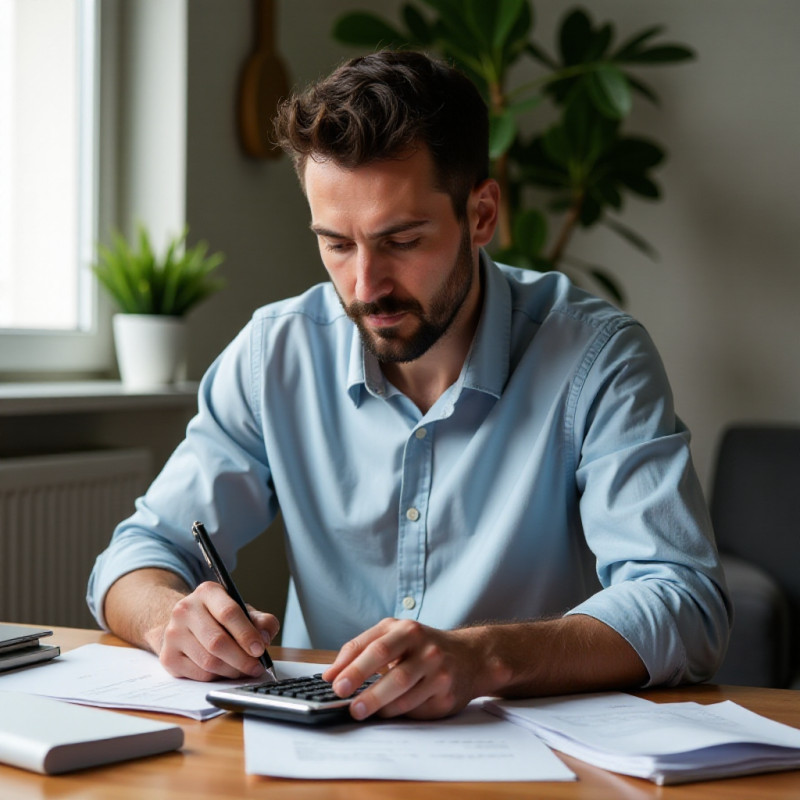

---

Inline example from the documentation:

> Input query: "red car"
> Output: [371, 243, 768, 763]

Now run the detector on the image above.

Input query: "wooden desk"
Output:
[2, 625, 800, 799]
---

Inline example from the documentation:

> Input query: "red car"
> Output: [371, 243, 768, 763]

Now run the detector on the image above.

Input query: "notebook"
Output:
[0, 691, 184, 774]
[0, 624, 60, 673]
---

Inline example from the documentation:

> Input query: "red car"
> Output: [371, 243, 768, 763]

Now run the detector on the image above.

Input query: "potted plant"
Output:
[332, 1, 694, 304]
[92, 225, 225, 388]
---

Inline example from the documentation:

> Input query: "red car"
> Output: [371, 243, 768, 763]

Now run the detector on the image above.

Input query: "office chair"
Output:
[710, 424, 800, 688]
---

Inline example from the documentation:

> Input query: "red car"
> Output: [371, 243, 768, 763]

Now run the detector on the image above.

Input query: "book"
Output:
[0, 624, 53, 653]
[0, 691, 184, 774]
[0, 624, 60, 673]
[484, 691, 800, 785]
[0, 645, 60, 673]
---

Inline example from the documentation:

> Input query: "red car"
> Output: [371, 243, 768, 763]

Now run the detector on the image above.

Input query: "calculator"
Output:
[206, 673, 380, 725]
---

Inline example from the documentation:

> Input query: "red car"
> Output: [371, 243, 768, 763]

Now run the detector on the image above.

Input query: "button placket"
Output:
[395, 424, 433, 619]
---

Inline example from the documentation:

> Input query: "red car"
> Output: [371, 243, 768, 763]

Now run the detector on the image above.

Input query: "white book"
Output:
[0, 691, 184, 774]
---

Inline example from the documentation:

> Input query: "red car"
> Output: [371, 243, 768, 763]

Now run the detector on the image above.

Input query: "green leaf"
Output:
[512, 208, 548, 258]
[559, 9, 593, 65]
[585, 22, 614, 61]
[622, 44, 695, 64]
[585, 64, 632, 119]
[489, 110, 517, 159]
[625, 73, 660, 105]
[618, 173, 661, 199]
[589, 268, 625, 305]
[525, 40, 558, 70]
[491, 0, 528, 54]
[602, 216, 659, 260]
[332, 12, 407, 47]
[505, 93, 543, 116]
[402, 3, 434, 44]
[421, 0, 485, 55]
[91, 225, 225, 316]
[612, 25, 664, 61]
[604, 137, 664, 171]
[542, 125, 571, 167]
[561, 255, 626, 305]
[591, 179, 622, 210]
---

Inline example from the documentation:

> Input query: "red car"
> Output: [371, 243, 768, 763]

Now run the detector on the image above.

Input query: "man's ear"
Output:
[469, 179, 500, 248]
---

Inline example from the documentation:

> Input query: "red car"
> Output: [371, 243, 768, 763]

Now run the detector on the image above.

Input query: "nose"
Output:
[354, 248, 391, 304]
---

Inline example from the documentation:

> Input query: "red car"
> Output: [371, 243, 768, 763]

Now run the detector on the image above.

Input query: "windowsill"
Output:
[0, 380, 199, 416]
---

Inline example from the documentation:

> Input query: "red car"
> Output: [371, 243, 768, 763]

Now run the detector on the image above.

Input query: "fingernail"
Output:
[351, 701, 367, 720]
[335, 678, 353, 696]
[249, 642, 263, 656]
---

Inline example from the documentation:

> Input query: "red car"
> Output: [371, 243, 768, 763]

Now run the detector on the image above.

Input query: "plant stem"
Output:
[489, 80, 513, 250]
[547, 193, 584, 267]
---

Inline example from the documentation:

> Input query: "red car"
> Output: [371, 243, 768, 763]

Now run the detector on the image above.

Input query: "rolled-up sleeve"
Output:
[567, 321, 731, 686]
[86, 318, 277, 629]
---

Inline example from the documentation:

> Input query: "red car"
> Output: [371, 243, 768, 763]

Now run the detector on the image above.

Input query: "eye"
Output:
[323, 240, 352, 253]
[388, 238, 421, 251]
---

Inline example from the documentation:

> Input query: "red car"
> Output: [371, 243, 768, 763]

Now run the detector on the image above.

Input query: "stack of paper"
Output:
[0, 643, 333, 721]
[484, 691, 800, 784]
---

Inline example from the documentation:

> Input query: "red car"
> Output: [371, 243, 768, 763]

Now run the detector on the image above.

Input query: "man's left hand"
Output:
[321, 618, 493, 720]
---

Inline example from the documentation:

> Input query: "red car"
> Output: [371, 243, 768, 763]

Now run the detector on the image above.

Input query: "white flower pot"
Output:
[113, 314, 188, 389]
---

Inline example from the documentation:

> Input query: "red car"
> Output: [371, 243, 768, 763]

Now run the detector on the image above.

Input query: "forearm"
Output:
[104, 568, 192, 655]
[469, 613, 649, 699]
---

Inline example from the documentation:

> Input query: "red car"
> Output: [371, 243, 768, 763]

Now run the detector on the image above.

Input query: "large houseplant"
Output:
[92, 225, 225, 388]
[332, 1, 694, 303]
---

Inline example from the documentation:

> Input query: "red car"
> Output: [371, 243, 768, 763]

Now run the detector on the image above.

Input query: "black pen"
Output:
[191, 520, 278, 683]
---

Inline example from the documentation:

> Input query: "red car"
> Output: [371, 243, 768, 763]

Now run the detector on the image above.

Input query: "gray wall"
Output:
[181, 0, 800, 490]
[135, 1, 799, 618]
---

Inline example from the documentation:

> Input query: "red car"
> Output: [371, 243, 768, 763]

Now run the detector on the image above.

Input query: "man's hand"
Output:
[321, 618, 500, 721]
[104, 568, 280, 681]
[158, 581, 280, 680]
[321, 614, 649, 722]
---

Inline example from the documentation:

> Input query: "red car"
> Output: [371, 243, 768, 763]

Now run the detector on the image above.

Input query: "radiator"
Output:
[0, 448, 151, 628]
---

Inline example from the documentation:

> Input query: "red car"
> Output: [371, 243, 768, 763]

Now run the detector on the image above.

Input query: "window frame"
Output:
[0, 0, 116, 375]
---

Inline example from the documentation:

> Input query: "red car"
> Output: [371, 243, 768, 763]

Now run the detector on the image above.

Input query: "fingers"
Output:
[159, 581, 280, 681]
[248, 606, 281, 645]
[323, 619, 470, 721]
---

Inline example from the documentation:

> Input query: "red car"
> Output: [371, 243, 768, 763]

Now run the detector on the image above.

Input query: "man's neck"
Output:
[381, 272, 484, 415]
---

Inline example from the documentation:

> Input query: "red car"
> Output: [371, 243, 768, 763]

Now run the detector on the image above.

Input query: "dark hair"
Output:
[273, 50, 489, 218]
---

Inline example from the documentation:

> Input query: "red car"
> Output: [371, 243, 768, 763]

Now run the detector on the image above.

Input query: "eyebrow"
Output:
[309, 220, 431, 240]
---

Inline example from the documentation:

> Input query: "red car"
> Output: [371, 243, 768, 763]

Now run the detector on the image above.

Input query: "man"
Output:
[88, 51, 730, 721]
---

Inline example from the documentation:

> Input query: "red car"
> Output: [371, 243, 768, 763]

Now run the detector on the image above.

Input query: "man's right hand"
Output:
[104, 568, 280, 681]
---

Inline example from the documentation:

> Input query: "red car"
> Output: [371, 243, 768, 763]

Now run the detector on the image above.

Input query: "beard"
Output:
[339, 226, 475, 364]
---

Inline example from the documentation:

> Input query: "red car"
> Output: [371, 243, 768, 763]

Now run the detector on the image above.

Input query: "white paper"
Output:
[243, 701, 575, 781]
[0, 643, 327, 721]
[485, 692, 800, 784]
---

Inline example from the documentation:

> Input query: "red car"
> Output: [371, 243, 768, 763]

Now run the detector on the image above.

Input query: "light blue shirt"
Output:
[87, 257, 730, 686]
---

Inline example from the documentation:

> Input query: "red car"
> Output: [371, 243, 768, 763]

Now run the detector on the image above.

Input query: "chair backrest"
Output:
[710, 424, 800, 674]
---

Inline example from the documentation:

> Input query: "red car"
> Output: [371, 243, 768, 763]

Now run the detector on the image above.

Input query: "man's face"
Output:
[305, 148, 479, 364]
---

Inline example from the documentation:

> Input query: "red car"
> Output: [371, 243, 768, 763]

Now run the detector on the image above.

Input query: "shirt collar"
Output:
[346, 251, 512, 406]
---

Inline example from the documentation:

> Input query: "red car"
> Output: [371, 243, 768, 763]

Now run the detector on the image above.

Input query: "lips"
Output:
[365, 311, 407, 328]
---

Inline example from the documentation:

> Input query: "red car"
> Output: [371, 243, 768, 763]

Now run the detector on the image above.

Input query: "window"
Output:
[0, 0, 112, 373]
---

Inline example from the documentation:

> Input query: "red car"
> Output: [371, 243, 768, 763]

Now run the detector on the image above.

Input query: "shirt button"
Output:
[406, 507, 420, 522]
[402, 596, 416, 610]
[415, 427, 427, 439]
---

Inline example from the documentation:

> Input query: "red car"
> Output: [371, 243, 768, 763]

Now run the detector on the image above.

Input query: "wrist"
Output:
[456, 625, 515, 698]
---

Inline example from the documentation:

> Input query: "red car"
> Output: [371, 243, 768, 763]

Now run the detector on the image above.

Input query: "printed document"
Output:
[0, 643, 327, 720]
[243, 703, 576, 781]
[485, 691, 800, 784]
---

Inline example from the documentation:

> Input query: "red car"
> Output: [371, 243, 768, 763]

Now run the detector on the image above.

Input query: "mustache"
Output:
[345, 295, 423, 318]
